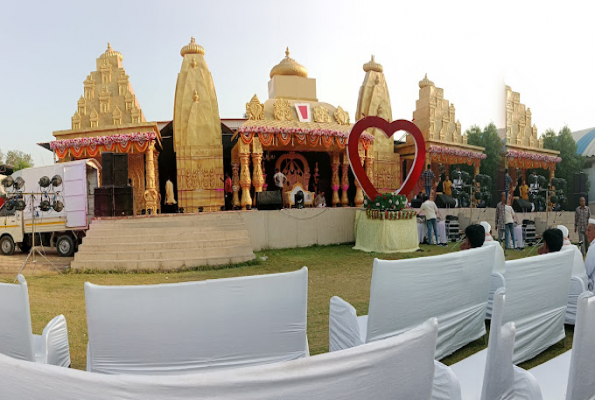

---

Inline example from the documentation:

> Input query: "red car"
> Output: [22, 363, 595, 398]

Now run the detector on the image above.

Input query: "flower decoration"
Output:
[364, 193, 416, 220]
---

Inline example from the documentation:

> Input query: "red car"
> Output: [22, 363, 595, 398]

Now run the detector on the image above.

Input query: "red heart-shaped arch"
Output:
[348, 117, 426, 199]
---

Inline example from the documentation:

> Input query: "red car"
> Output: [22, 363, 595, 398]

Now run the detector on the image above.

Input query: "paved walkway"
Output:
[0, 249, 72, 276]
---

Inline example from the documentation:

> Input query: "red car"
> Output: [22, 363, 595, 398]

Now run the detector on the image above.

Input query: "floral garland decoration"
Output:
[505, 150, 561, 164]
[427, 145, 487, 160]
[363, 193, 417, 220]
[50, 132, 156, 158]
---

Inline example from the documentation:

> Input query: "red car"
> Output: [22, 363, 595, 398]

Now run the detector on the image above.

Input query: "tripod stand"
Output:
[14, 193, 64, 281]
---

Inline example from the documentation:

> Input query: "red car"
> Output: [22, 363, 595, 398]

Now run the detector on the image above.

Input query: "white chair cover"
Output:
[85, 267, 309, 375]
[530, 292, 595, 400]
[365, 246, 495, 358]
[0, 275, 70, 367]
[451, 288, 542, 400]
[0, 319, 440, 400]
[562, 244, 589, 324]
[417, 221, 448, 244]
[483, 241, 505, 319]
[514, 225, 524, 248]
[502, 251, 574, 364]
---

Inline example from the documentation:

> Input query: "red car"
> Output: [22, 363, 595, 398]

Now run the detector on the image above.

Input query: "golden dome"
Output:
[419, 73, 435, 88]
[270, 47, 308, 79]
[181, 37, 205, 57]
[363, 55, 383, 73]
[100, 43, 123, 61]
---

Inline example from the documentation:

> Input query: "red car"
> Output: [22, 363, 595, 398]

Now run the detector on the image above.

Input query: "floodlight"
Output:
[14, 177, 25, 190]
[39, 200, 51, 212]
[15, 199, 26, 211]
[39, 176, 50, 188]
[52, 200, 64, 212]
[1, 176, 13, 188]
[51, 175, 62, 187]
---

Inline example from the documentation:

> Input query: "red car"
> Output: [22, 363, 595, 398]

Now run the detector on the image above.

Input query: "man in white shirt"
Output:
[273, 168, 286, 192]
[584, 219, 595, 291]
[419, 195, 441, 245]
[504, 197, 517, 249]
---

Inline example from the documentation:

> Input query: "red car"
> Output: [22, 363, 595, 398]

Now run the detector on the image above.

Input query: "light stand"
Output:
[13, 192, 65, 281]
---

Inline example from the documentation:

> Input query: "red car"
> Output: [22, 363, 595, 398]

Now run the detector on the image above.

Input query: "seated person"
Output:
[557, 225, 572, 246]
[314, 191, 326, 208]
[538, 228, 564, 254]
[460, 224, 485, 250]
[480, 221, 494, 242]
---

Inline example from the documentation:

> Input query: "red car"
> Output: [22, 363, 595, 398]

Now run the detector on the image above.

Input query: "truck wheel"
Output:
[0, 236, 15, 256]
[56, 235, 75, 257]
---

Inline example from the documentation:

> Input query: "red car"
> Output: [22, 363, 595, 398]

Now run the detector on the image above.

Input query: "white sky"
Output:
[1, 0, 594, 165]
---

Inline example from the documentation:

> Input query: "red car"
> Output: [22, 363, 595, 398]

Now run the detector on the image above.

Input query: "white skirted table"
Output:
[353, 210, 419, 253]
[417, 220, 448, 244]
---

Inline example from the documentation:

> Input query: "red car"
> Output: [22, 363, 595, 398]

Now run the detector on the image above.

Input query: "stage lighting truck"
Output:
[0, 159, 100, 257]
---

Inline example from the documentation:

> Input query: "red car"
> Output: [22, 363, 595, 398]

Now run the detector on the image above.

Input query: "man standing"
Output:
[443, 175, 453, 196]
[583, 219, 595, 290]
[504, 195, 517, 249]
[422, 165, 435, 197]
[224, 172, 233, 211]
[519, 179, 529, 200]
[575, 196, 590, 255]
[495, 192, 506, 244]
[419, 195, 441, 245]
[273, 168, 286, 192]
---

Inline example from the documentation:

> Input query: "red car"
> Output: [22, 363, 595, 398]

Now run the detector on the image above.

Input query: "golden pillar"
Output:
[143, 141, 159, 214]
[331, 152, 341, 207]
[549, 165, 555, 183]
[341, 152, 350, 207]
[251, 140, 264, 206]
[231, 162, 240, 209]
[365, 151, 375, 196]
[474, 162, 480, 178]
[354, 151, 365, 207]
[239, 141, 252, 209]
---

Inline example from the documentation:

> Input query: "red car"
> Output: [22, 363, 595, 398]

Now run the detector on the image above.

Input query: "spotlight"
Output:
[15, 199, 26, 211]
[52, 200, 64, 212]
[13, 177, 25, 190]
[39, 200, 51, 212]
[1, 176, 13, 188]
[5, 199, 15, 211]
[39, 176, 50, 188]
[51, 175, 62, 187]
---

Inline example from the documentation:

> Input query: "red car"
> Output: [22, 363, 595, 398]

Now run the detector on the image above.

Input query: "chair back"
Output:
[502, 251, 574, 364]
[0, 318, 439, 400]
[0, 275, 35, 362]
[85, 267, 309, 375]
[566, 292, 595, 400]
[367, 245, 495, 359]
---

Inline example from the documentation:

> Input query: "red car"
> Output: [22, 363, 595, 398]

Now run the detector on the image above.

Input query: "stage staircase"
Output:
[70, 212, 255, 271]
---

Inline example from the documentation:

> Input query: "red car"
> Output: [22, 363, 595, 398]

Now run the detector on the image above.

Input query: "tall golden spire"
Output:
[100, 42, 123, 61]
[180, 37, 205, 56]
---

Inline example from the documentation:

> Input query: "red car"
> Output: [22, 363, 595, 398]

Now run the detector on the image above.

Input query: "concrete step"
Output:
[91, 212, 243, 226]
[78, 237, 252, 252]
[81, 229, 249, 245]
[74, 245, 254, 262]
[70, 253, 256, 271]
[85, 225, 246, 238]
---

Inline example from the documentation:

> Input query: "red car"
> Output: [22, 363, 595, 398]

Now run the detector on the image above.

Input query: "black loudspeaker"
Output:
[411, 198, 423, 208]
[94, 187, 114, 217]
[512, 198, 532, 212]
[113, 153, 129, 187]
[101, 153, 114, 187]
[114, 186, 133, 216]
[256, 191, 283, 210]
[435, 194, 456, 208]
[567, 173, 589, 211]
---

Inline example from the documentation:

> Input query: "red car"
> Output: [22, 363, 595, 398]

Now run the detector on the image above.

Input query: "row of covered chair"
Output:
[0, 245, 592, 399]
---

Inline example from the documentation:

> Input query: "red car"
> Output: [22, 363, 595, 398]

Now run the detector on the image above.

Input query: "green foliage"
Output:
[541, 126, 585, 191]
[465, 122, 504, 180]
[5, 150, 34, 171]
[364, 193, 407, 211]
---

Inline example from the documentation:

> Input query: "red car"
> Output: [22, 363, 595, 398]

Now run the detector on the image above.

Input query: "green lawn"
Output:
[0, 243, 572, 370]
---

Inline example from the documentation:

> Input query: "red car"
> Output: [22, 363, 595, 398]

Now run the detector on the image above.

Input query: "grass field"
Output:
[0, 243, 573, 370]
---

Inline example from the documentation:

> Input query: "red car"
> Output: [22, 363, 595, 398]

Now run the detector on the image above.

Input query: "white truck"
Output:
[0, 159, 100, 257]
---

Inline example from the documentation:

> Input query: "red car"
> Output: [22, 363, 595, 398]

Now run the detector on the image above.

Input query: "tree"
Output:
[465, 122, 504, 181]
[5, 150, 34, 171]
[542, 126, 585, 192]
[0, 149, 4, 164]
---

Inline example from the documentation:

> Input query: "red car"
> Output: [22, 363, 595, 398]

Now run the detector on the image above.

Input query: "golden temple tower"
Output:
[173, 37, 224, 212]
[355, 56, 400, 193]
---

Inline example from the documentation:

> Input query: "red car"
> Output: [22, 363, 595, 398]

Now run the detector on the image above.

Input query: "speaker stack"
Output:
[94, 153, 133, 217]
[522, 219, 537, 245]
[445, 215, 460, 242]
[568, 172, 588, 211]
